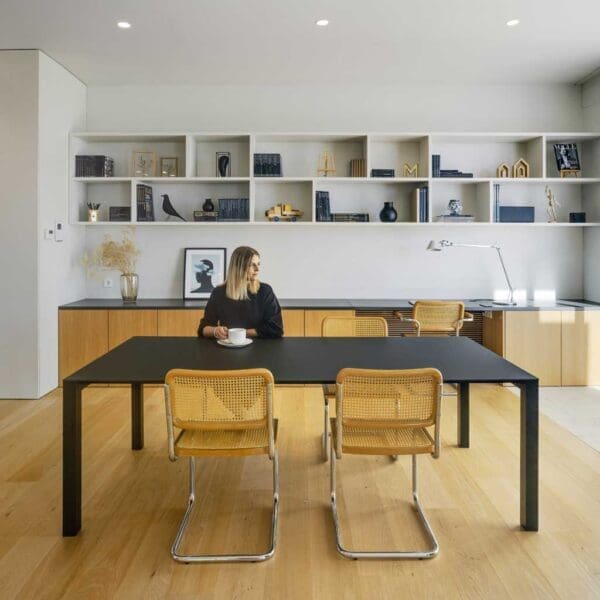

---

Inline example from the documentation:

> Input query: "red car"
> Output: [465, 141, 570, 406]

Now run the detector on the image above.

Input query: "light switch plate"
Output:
[54, 220, 64, 242]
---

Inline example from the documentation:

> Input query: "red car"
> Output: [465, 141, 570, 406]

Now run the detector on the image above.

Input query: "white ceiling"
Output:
[1, 0, 599, 86]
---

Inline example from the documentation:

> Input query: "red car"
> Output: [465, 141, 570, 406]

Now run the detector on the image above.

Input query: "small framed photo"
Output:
[131, 150, 157, 177]
[160, 156, 178, 177]
[216, 151, 231, 177]
[183, 247, 227, 299]
[553, 143, 580, 171]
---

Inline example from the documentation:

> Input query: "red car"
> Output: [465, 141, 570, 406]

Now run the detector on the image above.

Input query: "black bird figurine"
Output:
[161, 194, 186, 221]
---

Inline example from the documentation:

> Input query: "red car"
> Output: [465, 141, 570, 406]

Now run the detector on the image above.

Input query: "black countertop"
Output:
[59, 298, 600, 311]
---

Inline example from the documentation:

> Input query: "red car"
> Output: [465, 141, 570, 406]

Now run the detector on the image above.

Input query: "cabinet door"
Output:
[304, 310, 354, 337]
[158, 310, 204, 337]
[59, 310, 109, 382]
[108, 309, 158, 350]
[282, 310, 305, 336]
[504, 311, 562, 386]
[562, 311, 600, 385]
[482, 311, 504, 356]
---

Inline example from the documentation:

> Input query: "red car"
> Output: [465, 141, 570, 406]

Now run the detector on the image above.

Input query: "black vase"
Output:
[379, 201, 397, 222]
[202, 198, 214, 211]
[217, 154, 230, 177]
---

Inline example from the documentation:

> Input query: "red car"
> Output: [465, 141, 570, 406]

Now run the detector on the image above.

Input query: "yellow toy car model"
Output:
[265, 203, 304, 222]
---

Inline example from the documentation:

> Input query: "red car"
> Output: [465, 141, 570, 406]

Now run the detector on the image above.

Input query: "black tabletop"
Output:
[65, 336, 536, 385]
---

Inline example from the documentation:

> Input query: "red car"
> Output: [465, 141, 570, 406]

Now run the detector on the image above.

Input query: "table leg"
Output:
[131, 383, 144, 450]
[519, 380, 539, 531]
[63, 382, 84, 536]
[457, 382, 470, 448]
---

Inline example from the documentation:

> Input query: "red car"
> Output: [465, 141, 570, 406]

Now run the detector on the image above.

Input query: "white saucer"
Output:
[217, 338, 253, 348]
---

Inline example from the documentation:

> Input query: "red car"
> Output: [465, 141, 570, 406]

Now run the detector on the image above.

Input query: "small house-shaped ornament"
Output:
[512, 158, 530, 178]
[496, 163, 511, 178]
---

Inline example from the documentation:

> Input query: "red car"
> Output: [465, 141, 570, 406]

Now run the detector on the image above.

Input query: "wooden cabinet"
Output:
[59, 310, 109, 381]
[504, 311, 562, 386]
[482, 311, 504, 356]
[157, 309, 204, 336]
[304, 310, 354, 336]
[282, 310, 305, 336]
[108, 309, 158, 349]
[562, 311, 600, 385]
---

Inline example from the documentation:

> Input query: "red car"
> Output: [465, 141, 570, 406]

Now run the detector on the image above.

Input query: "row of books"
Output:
[76, 155, 114, 177]
[493, 183, 500, 222]
[332, 213, 369, 222]
[349, 159, 366, 177]
[136, 184, 155, 221]
[254, 154, 282, 177]
[431, 154, 473, 178]
[218, 198, 249, 221]
[412, 187, 429, 223]
[315, 191, 332, 222]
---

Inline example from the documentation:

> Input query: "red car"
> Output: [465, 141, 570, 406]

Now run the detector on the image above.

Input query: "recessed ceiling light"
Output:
[506, 19, 520, 27]
[117, 21, 131, 29]
[315, 19, 329, 27]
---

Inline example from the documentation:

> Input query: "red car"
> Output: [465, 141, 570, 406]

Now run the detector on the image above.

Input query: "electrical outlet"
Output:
[103, 278, 113, 288]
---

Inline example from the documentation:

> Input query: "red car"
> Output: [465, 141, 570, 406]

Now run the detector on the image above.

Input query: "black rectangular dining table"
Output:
[62, 336, 539, 536]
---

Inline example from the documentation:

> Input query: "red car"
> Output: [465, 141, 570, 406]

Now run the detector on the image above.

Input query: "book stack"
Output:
[431, 154, 473, 178]
[315, 191, 332, 222]
[349, 159, 365, 177]
[136, 184, 154, 221]
[432, 155, 440, 178]
[193, 211, 218, 222]
[332, 213, 369, 222]
[371, 169, 395, 178]
[254, 154, 282, 177]
[217, 198, 249, 221]
[75, 155, 114, 177]
[412, 187, 429, 223]
[493, 184, 500, 222]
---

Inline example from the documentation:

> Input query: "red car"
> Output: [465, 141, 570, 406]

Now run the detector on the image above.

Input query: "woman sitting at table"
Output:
[198, 246, 284, 339]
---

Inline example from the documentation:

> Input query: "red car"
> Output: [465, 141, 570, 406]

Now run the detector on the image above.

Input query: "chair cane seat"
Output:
[175, 419, 278, 457]
[331, 419, 434, 456]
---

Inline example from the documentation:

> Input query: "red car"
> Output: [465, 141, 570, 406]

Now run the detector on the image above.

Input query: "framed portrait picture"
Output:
[183, 247, 227, 300]
[160, 156, 178, 177]
[131, 150, 157, 177]
[553, 143, 580, 172]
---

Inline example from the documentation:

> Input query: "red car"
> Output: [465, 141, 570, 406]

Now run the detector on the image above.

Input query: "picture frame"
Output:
[183, 247, 227, 300]
[553, 143, 580, 172]
[131, 150, 157, 177]
[159, 156, 178, 177]
[216, 151, 231, 177]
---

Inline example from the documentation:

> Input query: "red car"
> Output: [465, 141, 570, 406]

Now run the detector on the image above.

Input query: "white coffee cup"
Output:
[228, 328, 246, 345]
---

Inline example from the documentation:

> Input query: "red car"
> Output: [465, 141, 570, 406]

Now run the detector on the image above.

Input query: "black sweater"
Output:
[197, 283, 284, 338]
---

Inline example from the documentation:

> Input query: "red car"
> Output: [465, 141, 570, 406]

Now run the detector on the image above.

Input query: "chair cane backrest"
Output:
[335, 368, 443, 456]
[322, 316, 388, 337]
[412, 301, 465, 335]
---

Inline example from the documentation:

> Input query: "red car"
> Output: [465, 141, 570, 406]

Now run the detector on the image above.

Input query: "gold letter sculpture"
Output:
[403, 163, 418, 177]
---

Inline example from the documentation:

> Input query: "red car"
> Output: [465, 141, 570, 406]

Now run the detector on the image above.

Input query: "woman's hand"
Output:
[213, 325, 228, 340]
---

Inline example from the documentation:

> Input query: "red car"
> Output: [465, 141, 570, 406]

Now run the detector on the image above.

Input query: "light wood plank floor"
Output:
[0, 384, 599, 599]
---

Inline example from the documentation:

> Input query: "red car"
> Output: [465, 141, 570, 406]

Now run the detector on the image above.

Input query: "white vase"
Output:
[120, 273, 138, 302]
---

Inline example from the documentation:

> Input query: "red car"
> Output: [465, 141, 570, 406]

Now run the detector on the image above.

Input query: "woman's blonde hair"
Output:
[225, 246, 260, 300]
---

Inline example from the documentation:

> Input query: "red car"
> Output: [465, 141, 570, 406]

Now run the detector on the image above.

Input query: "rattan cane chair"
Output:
[330, 367, 443, 559]
[164, 368, 279, 563]
[394, 300, 473, 337]
[321, 316, 388, 461]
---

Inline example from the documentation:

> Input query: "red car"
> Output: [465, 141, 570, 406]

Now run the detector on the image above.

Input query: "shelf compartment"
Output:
[313, 180, 426, 223]
[430, 181, 491, 223]
[430, 134, 544, 179]
[136, 179, 250, 223]
[254, 180, 313, 223]
[189, 134, 250, 178]
[368, 134, 429, 178]
[253, 134, 367, 178]
[71, 180, 133, 223]
[70, 133, 186, 178]
[545, 134, 600, 179]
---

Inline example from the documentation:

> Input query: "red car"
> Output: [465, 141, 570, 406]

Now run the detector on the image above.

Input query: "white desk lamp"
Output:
[427, 240, 517, 306]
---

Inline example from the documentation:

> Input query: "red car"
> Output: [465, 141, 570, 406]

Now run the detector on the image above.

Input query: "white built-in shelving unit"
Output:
[69, 132, 600, 226]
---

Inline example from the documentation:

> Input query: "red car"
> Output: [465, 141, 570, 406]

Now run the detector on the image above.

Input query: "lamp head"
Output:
[427, 240, 451, 251]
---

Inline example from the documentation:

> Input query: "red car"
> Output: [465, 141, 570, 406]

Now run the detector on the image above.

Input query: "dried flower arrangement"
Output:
[84, 226, 140, 276]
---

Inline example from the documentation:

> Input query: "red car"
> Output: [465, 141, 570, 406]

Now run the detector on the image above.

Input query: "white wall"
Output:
[582, 72, 600, 301]
[85, 82, 585, 300]
[0, 51, 39, 398]
[37, 52, 87, 396]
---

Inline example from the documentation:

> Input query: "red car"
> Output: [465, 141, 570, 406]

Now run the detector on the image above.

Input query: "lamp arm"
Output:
[441, 240, 497, 250]
[495, 246, 515, 305]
